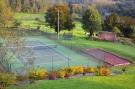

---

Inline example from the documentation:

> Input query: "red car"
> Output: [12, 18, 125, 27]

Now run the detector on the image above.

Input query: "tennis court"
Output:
[83, 48, 131, 66]
[14, 41, 69, 64]
[9, 36, 100, 71]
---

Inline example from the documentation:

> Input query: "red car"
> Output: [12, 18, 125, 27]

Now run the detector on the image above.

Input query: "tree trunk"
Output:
[88, 31, 93, 39]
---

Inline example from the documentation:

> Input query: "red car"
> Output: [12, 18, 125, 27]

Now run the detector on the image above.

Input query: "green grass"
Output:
[14, 13, 44, 21]
[14, 13, 55, 33]
[7, 66, 135, 89]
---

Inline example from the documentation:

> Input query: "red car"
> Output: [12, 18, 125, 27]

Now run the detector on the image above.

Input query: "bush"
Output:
[28, 67, 48, 80]
[13, 20, 21, 27]
[63, 66, 84, 78]
[86, 67, 97, 73]
[70, 66, 84, 75]
[37, 68, 48, 80]
[64, 68, 73, 78]
[96, 66, 111, 76]
[57, 70, 66, 78]
[16, 75, 29, 81]
[35, 17, 40, 21]
[48, 71, 57, 80]
[0, 73, 16, 89]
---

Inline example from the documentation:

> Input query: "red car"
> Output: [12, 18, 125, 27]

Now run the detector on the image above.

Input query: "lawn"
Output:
[14, 13, 54, 33]
[7, 66, 135, 89]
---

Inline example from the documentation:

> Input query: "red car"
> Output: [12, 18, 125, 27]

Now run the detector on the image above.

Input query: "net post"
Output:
[52, 56, 54, 71]
[87, 61, 89, 68]
[68, 57, 70, 67]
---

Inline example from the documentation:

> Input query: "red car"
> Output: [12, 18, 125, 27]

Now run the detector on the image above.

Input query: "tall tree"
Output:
[104, 13, 120, 32]
[0, 0, 13, 27]
[45, 4, 75, 33]
[82, 6, 102, 38]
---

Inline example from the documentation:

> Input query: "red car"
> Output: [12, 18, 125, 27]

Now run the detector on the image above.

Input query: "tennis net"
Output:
[7, 44, 57, 50]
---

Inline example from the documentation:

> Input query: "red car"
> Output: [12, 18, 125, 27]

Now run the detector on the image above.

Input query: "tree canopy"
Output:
[104, 13, 135, 37]
[45, 4, 75, 33]
[0, 0, 13, 27]
[82, 6, 102, 38]
[104, 13, 120, 32]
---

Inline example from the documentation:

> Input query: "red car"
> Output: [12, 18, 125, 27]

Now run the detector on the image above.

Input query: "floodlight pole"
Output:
[57, 9, 60, 39]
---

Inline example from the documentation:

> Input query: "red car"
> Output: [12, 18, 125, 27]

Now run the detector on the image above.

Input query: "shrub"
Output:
[28, 67, 48, 80]
[71, 66, 84, 75]
[16, 75, 29, 81]
[0, 73, 16, 89]
[64, 68, 73, 78]
[35, 17, 40, 21]
[57, 70, 66, 78]
[82, 67, 87, 75]
[86, 67, 97, 73]
[96, 66, 111, 76]
[37, 68, 48, 80]
[28, 69, 37, 80]
[48, 71, 57, 80]
[63, 66, 84, 76]
[64, 72, 71, 78]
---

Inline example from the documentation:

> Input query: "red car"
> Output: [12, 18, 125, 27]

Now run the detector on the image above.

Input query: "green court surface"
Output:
[10, 36, 100, 72]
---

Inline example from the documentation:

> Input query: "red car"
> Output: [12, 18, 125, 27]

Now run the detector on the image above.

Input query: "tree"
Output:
[104, 13, 120, 32]
[119, 16, 135, 38]
[104, 13, 135, 38]
[0, 0, 13, 27]
[120, 25, 133, 38]
[0, 72, 16, 89]
[113, 26, 120, 34]
[45, 4, 75, 33]
[82, 6, 102, 38]
[108, 0, 135, 18]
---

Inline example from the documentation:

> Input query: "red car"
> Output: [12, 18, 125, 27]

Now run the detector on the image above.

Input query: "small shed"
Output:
[98, 31, 117, 41]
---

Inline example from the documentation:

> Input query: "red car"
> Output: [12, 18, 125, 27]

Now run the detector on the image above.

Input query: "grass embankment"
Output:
[8, 75, 135, 89]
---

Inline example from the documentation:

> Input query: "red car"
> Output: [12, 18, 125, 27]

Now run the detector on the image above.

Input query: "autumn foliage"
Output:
[0, 0, 13, 27]
[45, 4, 74, 33]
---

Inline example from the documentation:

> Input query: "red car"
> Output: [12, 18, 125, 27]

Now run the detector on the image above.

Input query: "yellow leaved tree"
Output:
[0, 0, 13, 27]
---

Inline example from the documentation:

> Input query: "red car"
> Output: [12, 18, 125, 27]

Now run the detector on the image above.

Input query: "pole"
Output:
[58, 9, 60, 39]
[68, 57, 70, 67]
[52, 56, 54, 71]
